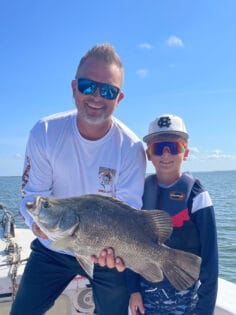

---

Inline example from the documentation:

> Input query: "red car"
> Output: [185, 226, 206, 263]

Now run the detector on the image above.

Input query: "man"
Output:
[10, 43, 146, 315]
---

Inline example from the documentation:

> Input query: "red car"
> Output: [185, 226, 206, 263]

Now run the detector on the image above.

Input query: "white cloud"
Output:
[136, 68, 148, 78]
[189, 147, 200, 154]
[188, 154, 198, 161]
[206, 150, 236, 160]
[166, 35, 184, 48]
[146, 147, 236, 173]
[187, 148, 236, 162]
[137, 43, 153, 50]
[13, 153, 23, 160]
[188, 147, 200, 160]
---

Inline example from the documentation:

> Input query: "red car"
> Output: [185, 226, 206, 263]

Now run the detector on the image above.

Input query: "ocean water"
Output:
[0, 172, 236, 284]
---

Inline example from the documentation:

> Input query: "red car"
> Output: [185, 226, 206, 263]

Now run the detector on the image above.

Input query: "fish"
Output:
[26, 194, 201, 291]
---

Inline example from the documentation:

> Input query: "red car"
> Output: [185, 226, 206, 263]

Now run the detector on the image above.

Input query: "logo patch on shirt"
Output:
[98, 167, 116, 195]
[169, 191, 186, 201]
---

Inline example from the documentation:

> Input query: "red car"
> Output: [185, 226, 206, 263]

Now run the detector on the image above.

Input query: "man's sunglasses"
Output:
[148, 141, 186, 156]
[77, 78, 120, 100]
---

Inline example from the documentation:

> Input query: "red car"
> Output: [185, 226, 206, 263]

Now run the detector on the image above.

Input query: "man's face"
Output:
[72, 57, 124, 126]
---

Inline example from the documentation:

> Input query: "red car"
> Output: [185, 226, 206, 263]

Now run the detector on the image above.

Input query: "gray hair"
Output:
[75, 43, 124, 81]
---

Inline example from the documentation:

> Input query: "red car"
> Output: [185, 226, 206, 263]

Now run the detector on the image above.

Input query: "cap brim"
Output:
[143, 131, 189, 143]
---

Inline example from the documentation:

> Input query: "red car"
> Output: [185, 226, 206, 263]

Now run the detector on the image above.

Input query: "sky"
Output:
[1, 0, 236, 176]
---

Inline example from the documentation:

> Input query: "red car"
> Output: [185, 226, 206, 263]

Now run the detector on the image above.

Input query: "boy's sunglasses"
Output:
[148, 141, 186, 156]
[77, 78, 120, 100]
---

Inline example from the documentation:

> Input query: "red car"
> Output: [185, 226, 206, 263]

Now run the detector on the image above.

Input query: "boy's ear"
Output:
[184, 148, 189, 160]
[146, 148, 151, 160]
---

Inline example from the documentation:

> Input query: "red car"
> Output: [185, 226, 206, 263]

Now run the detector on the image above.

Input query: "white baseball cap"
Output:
[143, 114, 189, 143]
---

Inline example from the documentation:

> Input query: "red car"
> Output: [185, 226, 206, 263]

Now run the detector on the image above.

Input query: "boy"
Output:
[127, 114, 218, 315]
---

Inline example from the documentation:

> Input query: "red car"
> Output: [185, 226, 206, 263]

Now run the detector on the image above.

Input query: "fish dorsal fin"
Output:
[142, 209, 173, 244]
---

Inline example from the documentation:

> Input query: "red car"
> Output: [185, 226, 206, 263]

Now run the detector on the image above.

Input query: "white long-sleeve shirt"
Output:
[20, 109, 146, 252]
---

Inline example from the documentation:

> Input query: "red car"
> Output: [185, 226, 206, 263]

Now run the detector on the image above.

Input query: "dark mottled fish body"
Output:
[27, 194, 201, 291]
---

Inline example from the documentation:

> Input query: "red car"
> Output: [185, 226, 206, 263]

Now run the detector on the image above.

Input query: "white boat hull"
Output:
[0, 228, 94, 315]
[0, 228, 236, 315]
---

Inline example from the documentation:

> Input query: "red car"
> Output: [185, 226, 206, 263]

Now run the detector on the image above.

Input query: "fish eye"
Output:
[43, 201, 50, 208]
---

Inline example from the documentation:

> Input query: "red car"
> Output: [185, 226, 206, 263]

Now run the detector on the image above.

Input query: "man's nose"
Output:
[92, 87, 100, 97]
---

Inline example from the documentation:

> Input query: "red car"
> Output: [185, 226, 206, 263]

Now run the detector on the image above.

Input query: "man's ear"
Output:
[71, 80, 77, 97]
[114, 92, 124, 110]
[117, 91, 124, 104]
[184, 148, 189, 160]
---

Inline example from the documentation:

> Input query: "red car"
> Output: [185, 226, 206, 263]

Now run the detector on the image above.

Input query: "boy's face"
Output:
[146, 135, 189, 176]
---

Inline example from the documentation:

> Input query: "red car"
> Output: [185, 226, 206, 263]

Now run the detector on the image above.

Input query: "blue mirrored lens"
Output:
[77, 78, 120, 100]
[78, 79, 97, 95]
[100, 85, 119, 99]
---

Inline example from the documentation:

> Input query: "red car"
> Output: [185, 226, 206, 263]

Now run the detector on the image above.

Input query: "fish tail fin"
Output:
[159, 245, 201, 291]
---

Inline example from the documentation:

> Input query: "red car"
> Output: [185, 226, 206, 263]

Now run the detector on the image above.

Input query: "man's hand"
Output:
[32, 223, 48, 239]
[91, 247, 125, 272]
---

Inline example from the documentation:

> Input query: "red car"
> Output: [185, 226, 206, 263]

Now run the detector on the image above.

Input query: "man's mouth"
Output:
[86, 102, 104, 110]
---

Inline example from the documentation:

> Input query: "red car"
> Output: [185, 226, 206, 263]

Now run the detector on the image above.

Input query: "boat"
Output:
[0, 204, 94, 315]
[1, 205, 236, 315]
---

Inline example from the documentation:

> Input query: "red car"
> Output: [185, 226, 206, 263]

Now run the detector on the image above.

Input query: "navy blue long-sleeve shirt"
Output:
[126, 173, 218, 315]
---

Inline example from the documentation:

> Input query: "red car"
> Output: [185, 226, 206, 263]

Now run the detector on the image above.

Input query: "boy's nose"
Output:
[162, 146, 171, 154]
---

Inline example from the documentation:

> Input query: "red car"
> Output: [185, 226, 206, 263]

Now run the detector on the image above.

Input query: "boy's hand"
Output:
[91, 247, 125, 272]
[130, 292, 145, 315]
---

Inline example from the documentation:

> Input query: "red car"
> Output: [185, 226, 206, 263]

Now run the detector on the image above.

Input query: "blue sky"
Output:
[1, 0, 236, 176]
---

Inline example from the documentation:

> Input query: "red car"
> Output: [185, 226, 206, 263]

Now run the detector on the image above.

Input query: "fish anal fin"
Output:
[142, 210, 173, 243]
[135, 263, 164, 283]
[159, 245, 201, 291]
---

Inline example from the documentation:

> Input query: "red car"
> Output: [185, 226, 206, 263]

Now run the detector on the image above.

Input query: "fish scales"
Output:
[26, 194, 201, 291]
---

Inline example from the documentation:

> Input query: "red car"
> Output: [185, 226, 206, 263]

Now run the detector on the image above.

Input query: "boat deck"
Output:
[0, 228, 236, 315]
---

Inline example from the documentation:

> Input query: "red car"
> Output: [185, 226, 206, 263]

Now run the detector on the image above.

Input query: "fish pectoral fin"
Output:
[52, 236, 72, 250]
[76, 255, 94, 279]
[142, 210, 173, 243]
